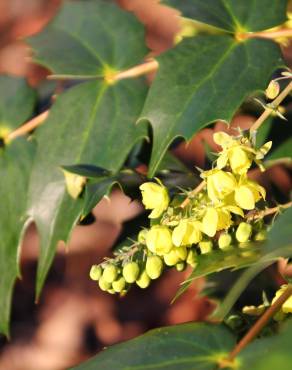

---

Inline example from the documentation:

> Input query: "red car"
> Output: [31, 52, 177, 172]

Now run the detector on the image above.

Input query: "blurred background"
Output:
[0, 1, 291, 369]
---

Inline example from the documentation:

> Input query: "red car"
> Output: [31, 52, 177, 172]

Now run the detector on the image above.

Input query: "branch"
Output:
[225, 284, 292, 363]
[247, 201, 292, 221]
[8, 110, 49, 140]
[250, 81, 292, 133]
[245, 28, 292, 40]
[180, 180, 206, 208]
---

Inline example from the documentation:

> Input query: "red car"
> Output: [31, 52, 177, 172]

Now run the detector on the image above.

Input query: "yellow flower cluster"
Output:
[90, 131, 271, 295]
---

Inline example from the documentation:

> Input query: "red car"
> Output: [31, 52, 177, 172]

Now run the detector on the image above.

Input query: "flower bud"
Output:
[186, 249, 198, 267]
[254, 230, 267, 241]
[112, 276, 126, 293]
[265, 80, 280, 100]
[138, 229, 148, 244]
[123, 262, 140, 283]
[146, 225, 173, 255]
[140, 181, 169, 218]
[103, 264, 118, 283]
[236, 222, 252, 243]
[199, 240, 213, 254]
[107, 289, 116, 295]
[176, 262, 186, 271]
[89, 265, 102, 281]
[164, 249, 180, 266]
[98, 276, 112, 291]
[136, 270, 151, 289]
[218, 233, 232, 250]
[175, 246, 187, 261]
[146, 256, 163, 280]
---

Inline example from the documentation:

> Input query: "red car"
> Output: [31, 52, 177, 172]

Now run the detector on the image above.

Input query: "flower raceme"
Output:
[89, 130, 272, 295]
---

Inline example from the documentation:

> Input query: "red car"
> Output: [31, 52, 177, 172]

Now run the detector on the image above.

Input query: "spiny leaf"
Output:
[61, 164, 111, 178]
[174, 245, 261, 302]
[140, 35, 282, 176]
[27, 0, 148, 77]
[163, 0, 288, 32]
[0, 76, 36, 131]
[70, 322, 235, 370]
[0, 139, 35, 337]
[28, 79, 147, 299]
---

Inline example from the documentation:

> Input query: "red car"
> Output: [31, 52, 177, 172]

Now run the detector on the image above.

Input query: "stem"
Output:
[180, 180, 206, 208]
[227, 284, 292, 361]
[113, 59, 158, 81]
[250, 81, 292, 133]
[247, 201, 292, 220]
[8, 110, 49, 140]
[245, 28, 292, 40]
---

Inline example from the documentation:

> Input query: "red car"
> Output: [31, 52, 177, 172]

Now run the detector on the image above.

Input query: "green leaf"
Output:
[140, 35, 282, 176]
[27, 0, 147, 77]
[174, 245, 261, 302]
[163, 0, 288, 32]
[70, 322, 235, 370]
[62, 164, 111, 178]
[28, 79, 147, 299]
[239, 319, 292, 370]
[268, 138, 292, 160]
[0, 139, 35, 336]
[83, 178, 119, 217]
[0, 76, 36, 131]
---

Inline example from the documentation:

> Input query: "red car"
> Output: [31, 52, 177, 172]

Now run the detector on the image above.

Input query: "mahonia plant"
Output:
[89, 128, 273, 295]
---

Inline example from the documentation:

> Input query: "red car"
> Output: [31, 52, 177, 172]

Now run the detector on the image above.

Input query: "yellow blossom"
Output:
[214, 132, 253, 174]
[172, 219, 202, 247]
[272, 285, 292, 314]
[146, 225, 173, 255]
[201, 169, 236, 202]
[202, 204, 243, 237]
[234, 176, 266, 210]
[140, 181, 169, 219]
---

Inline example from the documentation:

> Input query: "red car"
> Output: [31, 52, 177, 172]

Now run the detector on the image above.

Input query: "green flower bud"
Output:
[218, 233, 232, 250]
[236, 222, 252, 243]
[123, 262, 140, 283]
[107, 289, 116, 295]
[175, 246, 187, 261]
[164, 249, 180, 266]
[176, 262, 186, 271]
[146, 256, 163, 279]
[89, 265, 102, 281]
[98, 276, 112, 291]
[136, 270, 151, 289]
[186, 249, 197, 267]
[199, 240, 213, 254]
[112, 277, 126, 293]
[254, 230, 267, 241]
[103, 264, 118, 283]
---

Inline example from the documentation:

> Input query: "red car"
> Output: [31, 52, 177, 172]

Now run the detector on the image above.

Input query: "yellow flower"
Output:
[146, 225, 173, 255]
[234, 176, 266, 210]
[140, 181, 169, 218]
[272, 285, 292, 314]
[172, 219, 202, 247]
[214, 132, 253, 174]
[202, 204, 243, 237]
[201, 169, 236, 203]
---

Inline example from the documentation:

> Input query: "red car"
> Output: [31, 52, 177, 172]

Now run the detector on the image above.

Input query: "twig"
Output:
[225, 284, 292, 363]
[8, 110, 49, 140]
[247, 201, 292, 221]
[113, 59, 159, 82]
[180, 180, 206, 208]
[243, 28, 292, 41]
[250, 81, 292, 133]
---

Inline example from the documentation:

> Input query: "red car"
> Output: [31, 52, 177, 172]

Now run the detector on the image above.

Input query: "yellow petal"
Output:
[235, 186, 255, 210]
[213, 132, 233, 148]
[217, 151, 229, 169]
[202, 208, 218, 237]
[229, 146, 252, 174]
[256, 141, 272, 160]
[63, 170, 86, 199]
